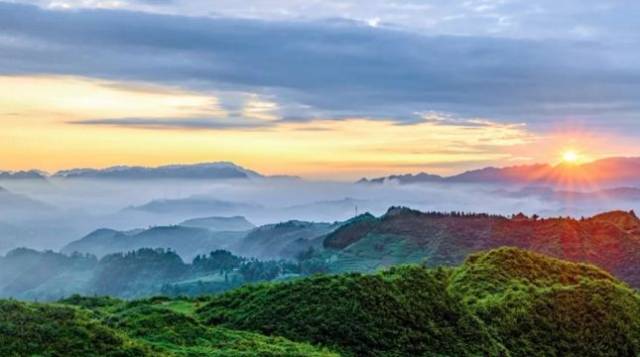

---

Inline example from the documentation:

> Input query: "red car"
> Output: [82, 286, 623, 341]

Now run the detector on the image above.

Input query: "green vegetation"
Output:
[198, 247, 640, 356]
[3, 295, 337, 356]
[3, 247, 640, 356]
[0, 300, 149, 356]
[324, 207, 640, 289]
[101, 302, 337, 356]
[198, 266, 505, 356]
[449, 248, 640, 356]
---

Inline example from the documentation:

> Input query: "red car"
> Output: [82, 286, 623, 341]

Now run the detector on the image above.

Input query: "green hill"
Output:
[197, 266, 505, 356]
[0, 300, 149, 356]
[323, 207, 640, 288]
[0, 296, 337, 357]
[3, 247, 640, 356]
[198, 247, 640, 356]
[449, 247, 640, 356]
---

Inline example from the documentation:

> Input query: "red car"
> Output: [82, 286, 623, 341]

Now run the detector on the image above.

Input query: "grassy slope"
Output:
[198, 266, 506, 356]
[0, 300, 149, 356]
[102, 302, 337, 356]
[449, 247, 640, 356]
[4, 295, 337, 357]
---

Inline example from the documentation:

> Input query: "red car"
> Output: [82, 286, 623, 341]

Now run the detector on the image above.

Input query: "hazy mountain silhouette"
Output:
[179, 216, 255, 232]
[62, 225, 247, 260]
[52, 162, 262, 180]
[0, 186, 55, 215]
[124, 196, 262, 216]
[359, 157, 640, 187]
[0, 170, 48, 181]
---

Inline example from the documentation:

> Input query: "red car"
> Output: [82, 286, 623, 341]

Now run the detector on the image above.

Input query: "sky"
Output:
[2, 0, 640, 179]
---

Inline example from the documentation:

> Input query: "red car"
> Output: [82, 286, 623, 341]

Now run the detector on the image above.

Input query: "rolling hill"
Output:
[2, 248, 640, 355]
[199, 247, 640, 356]
[323, 207, 640, 287]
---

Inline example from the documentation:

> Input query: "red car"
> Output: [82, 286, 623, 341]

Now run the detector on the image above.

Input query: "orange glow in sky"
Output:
[1, 75, 637, 179]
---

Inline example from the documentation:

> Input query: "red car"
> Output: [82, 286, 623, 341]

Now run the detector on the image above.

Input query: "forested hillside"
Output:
[324, 207, 640, 286]
[3, 247, 638, 356]
[0, 247, 328, 300]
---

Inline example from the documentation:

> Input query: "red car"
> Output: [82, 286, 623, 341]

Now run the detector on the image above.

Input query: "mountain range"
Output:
[0, 162, 272, 181]
[359, 157, 640, 187]
[53, 162, 263, 180]
[56, 206, 640, 289]
[3, 157, 640, 186]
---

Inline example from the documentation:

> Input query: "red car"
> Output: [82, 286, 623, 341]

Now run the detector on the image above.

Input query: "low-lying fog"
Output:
[1, 177, 639, 253]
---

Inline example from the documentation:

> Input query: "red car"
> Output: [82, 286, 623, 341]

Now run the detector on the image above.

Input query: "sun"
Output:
[562, 150, 579, 164]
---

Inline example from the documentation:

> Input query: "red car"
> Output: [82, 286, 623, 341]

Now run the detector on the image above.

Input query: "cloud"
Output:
[1, 2, 640, 131]
[68, 117, 274, 130]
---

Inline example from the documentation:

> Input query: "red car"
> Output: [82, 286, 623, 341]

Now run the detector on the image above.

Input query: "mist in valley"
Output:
[1, 176, 637, 254]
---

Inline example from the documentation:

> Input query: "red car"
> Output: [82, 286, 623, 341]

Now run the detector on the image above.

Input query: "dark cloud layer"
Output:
[1, 2, 640, 128]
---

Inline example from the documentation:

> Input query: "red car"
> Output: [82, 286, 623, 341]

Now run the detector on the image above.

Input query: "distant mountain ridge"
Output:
[179, 216, 255, 232]
[125, 196, 262, 216]
[62, 225, 248, 260]
[53, 162, 262, 180]
[359, 157, 640, 187]
[64, 217, 339, 261]
[0, 170, 48, 181]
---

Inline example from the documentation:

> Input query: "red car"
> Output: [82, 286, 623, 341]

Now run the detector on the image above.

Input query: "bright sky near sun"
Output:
[0, 76, 535, 178]
[2, 1, 640, 178]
